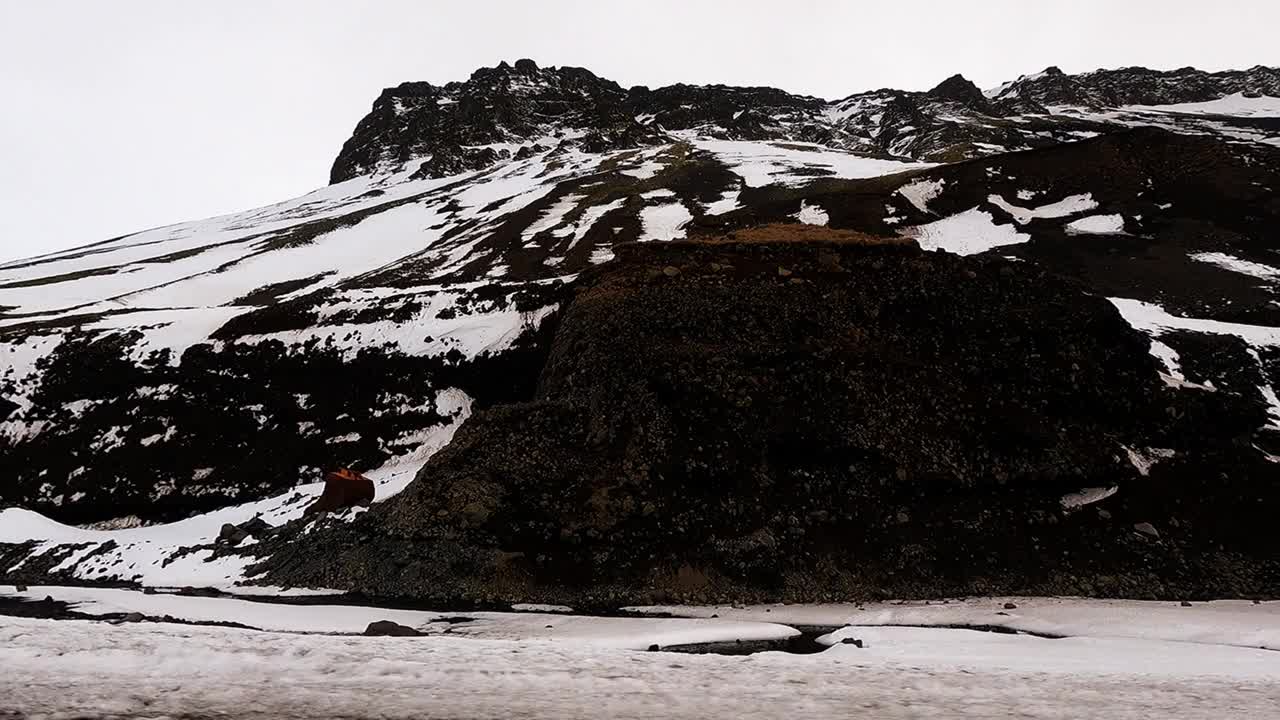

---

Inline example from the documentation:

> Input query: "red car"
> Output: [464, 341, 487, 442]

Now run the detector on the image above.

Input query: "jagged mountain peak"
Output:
[333, 61, 1280, 187]
[926, 73, 989, 108]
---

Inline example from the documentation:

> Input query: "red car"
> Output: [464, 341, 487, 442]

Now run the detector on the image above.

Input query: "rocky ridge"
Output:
[333, 60, 1280, 180]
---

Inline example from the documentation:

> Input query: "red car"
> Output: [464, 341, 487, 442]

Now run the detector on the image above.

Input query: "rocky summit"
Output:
[1, 61, 1278, 603]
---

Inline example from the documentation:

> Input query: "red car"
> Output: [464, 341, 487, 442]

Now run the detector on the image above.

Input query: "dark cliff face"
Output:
[258, 235, 1277, 605]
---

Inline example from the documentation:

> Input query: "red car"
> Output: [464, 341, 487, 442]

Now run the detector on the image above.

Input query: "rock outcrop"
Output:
[259, 231, 1277, 605]
[306, 468, 376, 515]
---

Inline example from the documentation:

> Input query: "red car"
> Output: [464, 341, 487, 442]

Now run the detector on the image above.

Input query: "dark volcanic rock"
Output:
[993, 65, 1280, 109]
[258, 232, 1279, 605]
[927, 74, 990, 110]
[364, 620, 423, 637]
[329, 60, 1280, 179]
[330, 61, 655, 183]
[306, 469, 376, 516]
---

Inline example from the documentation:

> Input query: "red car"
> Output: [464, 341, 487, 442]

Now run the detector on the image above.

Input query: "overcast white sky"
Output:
[1, 0, 1276, 262]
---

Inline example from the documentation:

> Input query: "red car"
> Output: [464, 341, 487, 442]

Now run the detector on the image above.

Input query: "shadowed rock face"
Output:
[259, 234, 1277, 606]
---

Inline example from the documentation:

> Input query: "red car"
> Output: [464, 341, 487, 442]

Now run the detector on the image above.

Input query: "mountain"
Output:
[1, 61, 1278, 600]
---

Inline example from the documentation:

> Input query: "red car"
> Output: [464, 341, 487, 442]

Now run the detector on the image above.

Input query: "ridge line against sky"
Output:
[2, 0, 1277, 262]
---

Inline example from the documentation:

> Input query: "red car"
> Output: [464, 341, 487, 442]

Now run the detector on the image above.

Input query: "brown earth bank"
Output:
[256, 232, 1279, 607]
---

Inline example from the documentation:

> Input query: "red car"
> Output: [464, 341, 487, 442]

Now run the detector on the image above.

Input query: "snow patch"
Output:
[897, 178, 945, 213]
[1109, 298, 1280, 346]
[987, 193, 1098, 224]
[1124, 92, 1280, 118]
[793, 201, 829, 226]
[908, 208, 1031, 256]
[639, 202, 692, 242]
[1190, 252, 1280, 281]
[1065, 214, 1125, 235]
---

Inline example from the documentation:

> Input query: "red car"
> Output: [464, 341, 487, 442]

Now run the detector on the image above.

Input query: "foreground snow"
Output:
[0, 586, 798, 649]
[633, 596, 1280, 652]
[2, 611, 1277, 719]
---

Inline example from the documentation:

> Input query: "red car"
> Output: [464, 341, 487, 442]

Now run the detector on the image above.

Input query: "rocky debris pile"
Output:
[217, 517, 276, 546]
[258, 232, 1277, 606]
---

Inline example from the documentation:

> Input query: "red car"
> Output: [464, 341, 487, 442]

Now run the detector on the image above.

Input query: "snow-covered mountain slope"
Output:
[1, 61, 1278, 583]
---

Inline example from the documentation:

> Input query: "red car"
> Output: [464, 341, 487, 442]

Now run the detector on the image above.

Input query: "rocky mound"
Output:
[259, 232, 1277, 605]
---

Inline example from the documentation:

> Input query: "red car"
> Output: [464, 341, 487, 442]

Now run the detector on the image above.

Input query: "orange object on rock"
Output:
[305, 467, 375, 515]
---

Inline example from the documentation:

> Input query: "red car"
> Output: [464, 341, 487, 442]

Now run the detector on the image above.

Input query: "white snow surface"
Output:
[897, 177, 945, 213]
[692, 138, 928, 188]
[987, 193, 1098, 224]
[0, 586, 797, 649]
[815, 625, 1279, 679]
[639, 201, 692, 242]
[1191, 251, 1280, 281]
[1124, 92, 1280, 118]
[632, 596, 1280, 652]
[3, 597, 1278, 719]
[703, 188, 742, 215]
[792, 201, 829, 226]
[1065, 214, 1126, 234]
[908, 208, 1031, 255]
[1109, 298, 1280, 346]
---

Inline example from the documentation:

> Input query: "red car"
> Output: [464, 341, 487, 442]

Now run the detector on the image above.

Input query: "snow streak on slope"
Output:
[689, 138, 928, 187]
[909, 209, 1031, 255]
[1124, 93, 1280, 118]
[1109, 298, 1280, 431]
[987, 193, 1098, 224]
[1066, 214, 1126, 234]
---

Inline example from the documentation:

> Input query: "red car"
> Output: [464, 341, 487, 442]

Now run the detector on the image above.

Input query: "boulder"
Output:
[240, 517, 275, 538]
[1134, 522, 1161, 540]
[218, 523, 249, 545]
[364, 620, 423, 637]
[306, 468, 376, 516]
